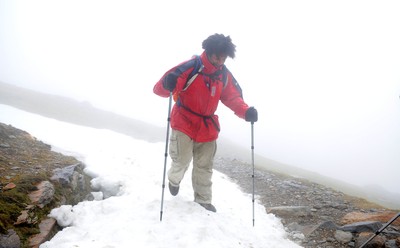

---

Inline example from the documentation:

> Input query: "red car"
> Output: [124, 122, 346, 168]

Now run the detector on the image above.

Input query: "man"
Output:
[153, 33, 258, 212]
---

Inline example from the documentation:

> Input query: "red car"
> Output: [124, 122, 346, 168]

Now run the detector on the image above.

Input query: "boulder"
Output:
[28, 181, 55, 208]
[340, 221, 382, 233]
[341, 211, 400, 226]
[0, 229, 21, 248]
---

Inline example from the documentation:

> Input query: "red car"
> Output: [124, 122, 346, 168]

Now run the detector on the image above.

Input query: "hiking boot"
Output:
[168, 182, 179, 196]
[198, 203, 217, 212]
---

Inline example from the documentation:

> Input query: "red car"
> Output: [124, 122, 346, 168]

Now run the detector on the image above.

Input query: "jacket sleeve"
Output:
[220, 72, 250, 119]
[153, 59, 196, 98]
[153, 70, 173, 98]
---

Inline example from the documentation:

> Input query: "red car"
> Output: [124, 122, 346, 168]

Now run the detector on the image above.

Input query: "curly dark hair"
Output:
[202, 33, 236, 59]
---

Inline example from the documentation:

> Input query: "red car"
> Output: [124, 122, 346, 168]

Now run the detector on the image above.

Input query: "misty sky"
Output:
[1, 1, 399, 195]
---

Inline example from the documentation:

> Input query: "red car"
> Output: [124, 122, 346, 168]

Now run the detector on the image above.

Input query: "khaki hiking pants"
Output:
[168, 129, 217, 204]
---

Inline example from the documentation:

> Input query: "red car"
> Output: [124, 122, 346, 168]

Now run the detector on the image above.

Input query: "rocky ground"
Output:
[0, 123, 92, 247]
[214, 157, 400, 247]
[0, 122, 399, 248]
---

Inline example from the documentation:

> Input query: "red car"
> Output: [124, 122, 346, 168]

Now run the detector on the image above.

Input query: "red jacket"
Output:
[153, 52, 249, 142]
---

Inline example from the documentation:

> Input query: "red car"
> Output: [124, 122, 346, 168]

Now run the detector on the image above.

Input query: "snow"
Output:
[0, 104, 300, 248]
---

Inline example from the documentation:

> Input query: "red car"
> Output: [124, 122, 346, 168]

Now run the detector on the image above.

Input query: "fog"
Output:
[1, 0, 399, 201]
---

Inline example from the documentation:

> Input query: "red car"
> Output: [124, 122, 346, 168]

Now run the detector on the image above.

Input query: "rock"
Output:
[334, 230, 353, 243]
[28, 218, 57, 248]
[342, 211, 400, 226]
[341, 221, 383, 233]
[316, 220, 340, 231]
[51, 163, 79, 186]
[267, 206, 312, 218]
[3, 182, 16, 190]
[290, 231, 305, 243]
[282, 180, 308, 189]
[14, 207, 40, 226]
[51, 163, 92, 204]
[304, 221, 340, 239]
[28, 181, 55, 208]
[286, 222, 305, 232]
[0, 229, 21, 248]
[0, 143, 11, 148]
[14, 210, 29, 225]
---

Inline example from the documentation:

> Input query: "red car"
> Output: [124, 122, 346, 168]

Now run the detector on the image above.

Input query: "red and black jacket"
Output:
[153, 51, 250, 142]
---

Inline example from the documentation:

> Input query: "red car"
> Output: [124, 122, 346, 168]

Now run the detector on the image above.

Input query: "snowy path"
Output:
[1, 105, 300, 248]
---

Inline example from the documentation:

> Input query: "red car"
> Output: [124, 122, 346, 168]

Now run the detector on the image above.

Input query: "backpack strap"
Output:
[182, 55, 204, 91]
[220, 65, 228, 90]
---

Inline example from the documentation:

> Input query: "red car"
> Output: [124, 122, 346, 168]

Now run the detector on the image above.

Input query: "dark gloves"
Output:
[245, 107, 258, 122]
[163, 72, 179, 92]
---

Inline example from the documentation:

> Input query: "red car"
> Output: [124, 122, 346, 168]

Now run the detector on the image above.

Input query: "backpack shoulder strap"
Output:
[182, 55, 203, 91]
[221, 65, 228, 90]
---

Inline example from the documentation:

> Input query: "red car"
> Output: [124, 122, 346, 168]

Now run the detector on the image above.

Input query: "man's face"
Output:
[209, 54, 227, 67]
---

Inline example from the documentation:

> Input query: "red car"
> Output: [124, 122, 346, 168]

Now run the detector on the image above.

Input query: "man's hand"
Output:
[163, 72, 178, 92]
[245, 107, 258, 122]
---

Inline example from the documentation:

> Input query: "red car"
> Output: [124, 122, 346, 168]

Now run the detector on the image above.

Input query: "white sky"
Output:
[0, 105, 300, 248]
[1, 1, 400, 194]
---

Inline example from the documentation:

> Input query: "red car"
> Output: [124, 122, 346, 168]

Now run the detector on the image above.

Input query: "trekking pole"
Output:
[359, 212, 400, 248]
[160, 92, 173, 221]
[251, 121, 255, 227]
